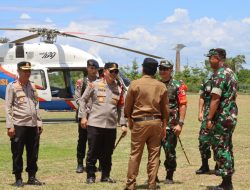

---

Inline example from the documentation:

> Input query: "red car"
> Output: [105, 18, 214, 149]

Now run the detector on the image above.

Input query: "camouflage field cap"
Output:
[159, 59, 173, 69]
[17, 61, 32, 70]
[206, 48, 226, 59]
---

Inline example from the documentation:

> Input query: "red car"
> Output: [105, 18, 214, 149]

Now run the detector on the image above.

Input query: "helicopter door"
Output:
[29, 69, 52, 101]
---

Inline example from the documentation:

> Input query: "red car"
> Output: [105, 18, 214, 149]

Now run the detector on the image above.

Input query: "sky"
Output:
[0, 0, 250, 69]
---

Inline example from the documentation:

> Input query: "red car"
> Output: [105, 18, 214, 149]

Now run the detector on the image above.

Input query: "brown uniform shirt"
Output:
[5, 80, 42, 128]
[124, 75, 169, 120]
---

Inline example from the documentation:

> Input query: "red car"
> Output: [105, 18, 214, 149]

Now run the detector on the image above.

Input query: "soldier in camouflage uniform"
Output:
[196, 75, 215, 174]
[74, 59, 99, 173]
[158, 60, 187, 184]
[206, 48, 238, 190]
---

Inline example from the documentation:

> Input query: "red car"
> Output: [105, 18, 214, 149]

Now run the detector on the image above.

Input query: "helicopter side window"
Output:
[16, 45, 24, 58]
[30, 70, 47, 90]
[48, 70, 75, 98]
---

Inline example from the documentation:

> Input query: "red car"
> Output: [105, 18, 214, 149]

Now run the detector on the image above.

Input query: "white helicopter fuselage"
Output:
[0, 42, 104, 110]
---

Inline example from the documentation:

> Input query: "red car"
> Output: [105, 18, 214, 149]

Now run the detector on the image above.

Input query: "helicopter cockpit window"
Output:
[30, 70, 47, 90]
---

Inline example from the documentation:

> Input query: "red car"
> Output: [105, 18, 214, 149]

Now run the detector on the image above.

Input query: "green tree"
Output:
[225, 55, 246, 73]
[0, 37, 10, 43]
[120, 59, 141, 80]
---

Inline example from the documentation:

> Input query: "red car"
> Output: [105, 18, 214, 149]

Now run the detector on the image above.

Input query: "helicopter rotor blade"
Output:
[61, 33, 164, 59]
[63, 32, 129, 40]
[11, 34, 40, 43]
[0, 28, 31, 31]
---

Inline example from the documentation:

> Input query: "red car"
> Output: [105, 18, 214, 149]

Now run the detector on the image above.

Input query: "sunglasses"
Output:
[159, 67, 171, 71]
[109, 69, 119, 74]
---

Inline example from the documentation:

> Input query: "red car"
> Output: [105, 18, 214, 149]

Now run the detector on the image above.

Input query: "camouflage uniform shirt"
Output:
[211, 66, 238, 125]
[163, 78, 182, 128]
[199, 76, 212, 118]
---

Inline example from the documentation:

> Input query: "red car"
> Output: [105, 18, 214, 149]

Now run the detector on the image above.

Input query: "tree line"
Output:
[120, 55, 250, 94]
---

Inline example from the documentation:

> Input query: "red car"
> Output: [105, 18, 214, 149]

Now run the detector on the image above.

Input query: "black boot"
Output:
[164, 171, 174, 184]
[86, 171, 96, 184]
[101, 172, 116, 183]
[213, 176, 234, 190]
[196, 158, 210, 174]
[14, 174, 24, 187]
[27, 174, 44, 186]
[76, 159, 84, 173]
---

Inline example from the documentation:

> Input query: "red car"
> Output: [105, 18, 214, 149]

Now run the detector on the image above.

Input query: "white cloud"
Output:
[163, 8, 189, 23]
[242, 18, 250, 24]
[1, 8, 250, 68]
[45, 17, 53, 23]
[20, 13, 31, 20]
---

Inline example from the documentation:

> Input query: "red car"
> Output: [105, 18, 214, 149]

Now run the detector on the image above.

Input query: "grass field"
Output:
[0, 94, 250, 190]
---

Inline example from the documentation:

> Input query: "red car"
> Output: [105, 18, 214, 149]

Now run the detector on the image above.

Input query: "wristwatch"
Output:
[179, 121, 184, 127]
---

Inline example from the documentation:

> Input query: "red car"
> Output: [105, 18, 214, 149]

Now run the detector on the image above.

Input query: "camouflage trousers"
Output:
[198, 120, 213, 159]
[162, 129, 177, 171]
[211, 121, 235, 177]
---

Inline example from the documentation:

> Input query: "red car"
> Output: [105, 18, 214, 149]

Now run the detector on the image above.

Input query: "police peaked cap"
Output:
[104, 62, 119, 70]
[17, 61, 32, 70]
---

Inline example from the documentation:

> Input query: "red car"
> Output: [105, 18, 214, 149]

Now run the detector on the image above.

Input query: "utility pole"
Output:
[173, 44, 185, 73]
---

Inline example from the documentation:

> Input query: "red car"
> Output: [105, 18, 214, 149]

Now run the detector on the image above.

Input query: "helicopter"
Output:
[0, 27, 164, 111]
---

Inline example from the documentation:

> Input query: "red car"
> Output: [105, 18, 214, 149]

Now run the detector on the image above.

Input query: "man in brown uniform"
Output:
[5, 61, 44, 187]
[124, 58, 169, 190]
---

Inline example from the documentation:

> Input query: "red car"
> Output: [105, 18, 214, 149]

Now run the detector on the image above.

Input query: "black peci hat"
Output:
[142, 58, 158, 70]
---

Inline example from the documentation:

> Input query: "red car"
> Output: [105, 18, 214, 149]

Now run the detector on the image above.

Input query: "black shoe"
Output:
[86, 177, 95, 184]
[27, 177, 44, 185]
[14, 179, 24, 187]
[101, 177, 116, 183]
[76, 164, 84, 173]
[196, 166, 210, 174]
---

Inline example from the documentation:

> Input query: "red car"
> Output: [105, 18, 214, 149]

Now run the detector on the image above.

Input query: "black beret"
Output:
[87, 59, 99, 68]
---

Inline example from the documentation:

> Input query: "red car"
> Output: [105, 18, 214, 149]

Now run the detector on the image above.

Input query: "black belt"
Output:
[133, 116, 161, 122]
